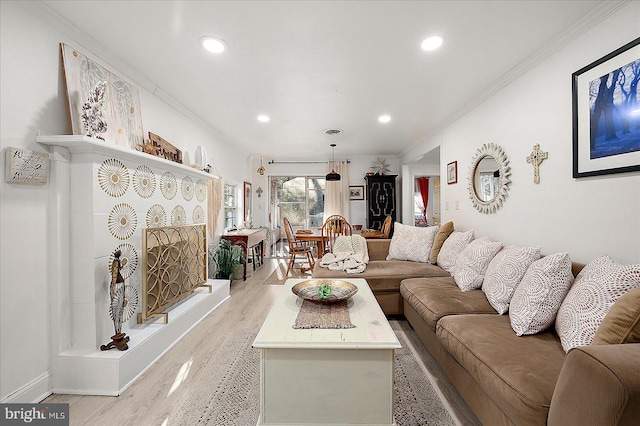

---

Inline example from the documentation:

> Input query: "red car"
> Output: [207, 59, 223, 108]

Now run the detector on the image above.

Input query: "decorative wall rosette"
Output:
[192, 205, 204, 223]
[98, 158, 130, 197]
[160, 172, 177, 200]
[133, 165, 156, 198]
[171, 205, 187, 225]
[108, 284, 139, 322]
[108, 203, 138, 240]
[181, 176, 194, 201]
[110, 243, 139, 279]
[146, 204, 166, 228]
[195, 179, 206, 202]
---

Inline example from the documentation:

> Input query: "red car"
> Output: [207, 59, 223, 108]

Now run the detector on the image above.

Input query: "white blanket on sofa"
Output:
[319, 235, 369, 274]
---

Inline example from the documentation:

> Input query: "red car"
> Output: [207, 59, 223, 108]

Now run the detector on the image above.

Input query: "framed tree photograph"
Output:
[349, 185, 364, 200]
[447, 161, 458, 184]
[572, 37, 640, 178]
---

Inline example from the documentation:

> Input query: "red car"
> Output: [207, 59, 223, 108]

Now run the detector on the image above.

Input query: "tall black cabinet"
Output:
[365, 174, 397, 233]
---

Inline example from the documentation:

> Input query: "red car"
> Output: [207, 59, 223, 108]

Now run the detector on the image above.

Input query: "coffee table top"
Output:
[253, 278, 400, 350]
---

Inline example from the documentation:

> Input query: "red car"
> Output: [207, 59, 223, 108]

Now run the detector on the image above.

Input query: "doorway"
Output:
[414, 176, 440, 226]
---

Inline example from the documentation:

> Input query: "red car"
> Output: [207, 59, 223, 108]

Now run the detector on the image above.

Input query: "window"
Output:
[224, 183, 237, 229]
[271, 176, 325, 229]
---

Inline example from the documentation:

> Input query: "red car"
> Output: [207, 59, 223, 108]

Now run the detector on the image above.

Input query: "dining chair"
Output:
[321, 215, 352, 254]
[283, 217, 315, 275]
[380, 215, 393, 238]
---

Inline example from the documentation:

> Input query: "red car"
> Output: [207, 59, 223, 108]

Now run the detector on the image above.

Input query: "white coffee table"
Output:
[253, 278, 401, 426]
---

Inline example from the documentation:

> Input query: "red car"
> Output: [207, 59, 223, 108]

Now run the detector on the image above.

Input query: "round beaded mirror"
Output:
[468, 143, 511, 214]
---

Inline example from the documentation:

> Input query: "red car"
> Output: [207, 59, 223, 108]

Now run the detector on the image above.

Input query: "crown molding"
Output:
[400, 0, 631, 164]
[23, 1, 247, 157]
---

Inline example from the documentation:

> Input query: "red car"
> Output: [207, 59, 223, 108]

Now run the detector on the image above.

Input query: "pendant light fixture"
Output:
[257, 156, 265, 175]
[326, 144, 341, 181]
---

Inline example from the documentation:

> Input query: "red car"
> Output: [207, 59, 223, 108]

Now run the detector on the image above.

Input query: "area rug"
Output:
[169, 329, 455, 425]
[262, 262, 311, 285]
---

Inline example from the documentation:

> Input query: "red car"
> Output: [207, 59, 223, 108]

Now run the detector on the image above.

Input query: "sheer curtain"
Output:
[324, 161, 350, 222]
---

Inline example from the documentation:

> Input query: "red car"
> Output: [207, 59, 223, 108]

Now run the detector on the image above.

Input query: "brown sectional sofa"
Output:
[313, 237, 640, 425]
[312, 238, 449, 315]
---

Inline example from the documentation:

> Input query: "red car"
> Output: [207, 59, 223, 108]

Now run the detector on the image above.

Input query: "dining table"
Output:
[357, 229, 385, 239]
[294, 228, 385, 261]
[294, 228, 328, 259]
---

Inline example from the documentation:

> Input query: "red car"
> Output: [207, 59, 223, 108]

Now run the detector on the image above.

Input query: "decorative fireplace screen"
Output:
[139, 224, 209, 324]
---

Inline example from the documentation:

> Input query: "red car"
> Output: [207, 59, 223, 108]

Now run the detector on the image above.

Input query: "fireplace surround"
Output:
[37, 135, 230, 395]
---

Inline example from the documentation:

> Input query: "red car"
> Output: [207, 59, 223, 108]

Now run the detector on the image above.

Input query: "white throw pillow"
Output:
[509, 253, 574, 336]
[483, 245, 541, 314]
[453, 237, 503, 291]
[386, 222, 438, 263]
[436, 229, 474, 274]
[555, 254, 640, 352]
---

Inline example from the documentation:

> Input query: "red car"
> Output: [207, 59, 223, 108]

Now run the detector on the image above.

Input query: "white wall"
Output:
[433, 3, 640, 265]
[250, 156, 401, 230]
[0, 1, 248, 402]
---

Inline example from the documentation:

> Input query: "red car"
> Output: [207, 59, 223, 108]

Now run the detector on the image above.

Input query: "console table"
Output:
[221, 228, 267, 280]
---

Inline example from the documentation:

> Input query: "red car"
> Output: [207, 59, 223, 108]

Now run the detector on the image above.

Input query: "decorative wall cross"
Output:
[256, 187, 263, 198]
[526, 144, 548, 184]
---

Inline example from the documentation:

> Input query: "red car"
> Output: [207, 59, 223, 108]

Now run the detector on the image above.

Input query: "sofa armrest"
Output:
[366, 239, 390, 261]
[548, 343, 640, 426]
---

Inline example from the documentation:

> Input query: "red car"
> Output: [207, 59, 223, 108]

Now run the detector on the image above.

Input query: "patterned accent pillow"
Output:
[386, 222, 438, 263]
[483, 245, 541, 314]
[436, 229, 474, 274]
[453, 237, 503, 291]
[509, 252, 574, 336]
[555, 254, 640, 352]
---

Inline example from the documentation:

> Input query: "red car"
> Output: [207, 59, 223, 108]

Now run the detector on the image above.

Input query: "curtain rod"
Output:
[268, 160, 350, 164]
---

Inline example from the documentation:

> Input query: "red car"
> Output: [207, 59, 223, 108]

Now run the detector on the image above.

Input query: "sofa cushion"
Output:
[366, 238, 391, 261]
[400, 277, 496, 330]
[436, 229, 473, 274]
[592, 286, 640, 345]
[509, 252, 574, 336]
[482, 245, 540, 314]
[386, 222, 438, 263]
[556, 254, 640, 352]
[313, 260, 448, 290]
[437, 314, 566, 425]
[429, 221, 454, 264]
[453, 237, 503, 291]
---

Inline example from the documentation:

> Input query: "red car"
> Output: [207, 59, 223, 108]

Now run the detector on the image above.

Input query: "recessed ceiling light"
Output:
[257, 115, 270, 123]
[378, 115, 391, 123]
[421, 36, 443, 51]
[199, 36, 227, 54]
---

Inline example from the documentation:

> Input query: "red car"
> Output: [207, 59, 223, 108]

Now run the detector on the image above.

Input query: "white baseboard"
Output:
[0, 371, 52, 403]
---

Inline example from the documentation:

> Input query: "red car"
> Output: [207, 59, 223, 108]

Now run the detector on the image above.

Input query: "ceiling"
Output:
[41, 1, 614, 162]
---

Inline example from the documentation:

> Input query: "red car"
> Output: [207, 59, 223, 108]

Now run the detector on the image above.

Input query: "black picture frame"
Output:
[349, 185, 364, 200]
[572, 37, 640, 178]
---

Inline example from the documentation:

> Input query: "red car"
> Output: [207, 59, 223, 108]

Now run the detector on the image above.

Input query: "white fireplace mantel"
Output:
[37, 134, 219, 181]
[36, 134, 229, 396]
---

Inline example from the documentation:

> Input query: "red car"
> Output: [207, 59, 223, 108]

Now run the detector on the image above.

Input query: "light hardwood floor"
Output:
[44, 257, 479, 426]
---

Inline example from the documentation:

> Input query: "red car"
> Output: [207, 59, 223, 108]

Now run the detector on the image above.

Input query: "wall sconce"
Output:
[257, 156, 265, 175]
